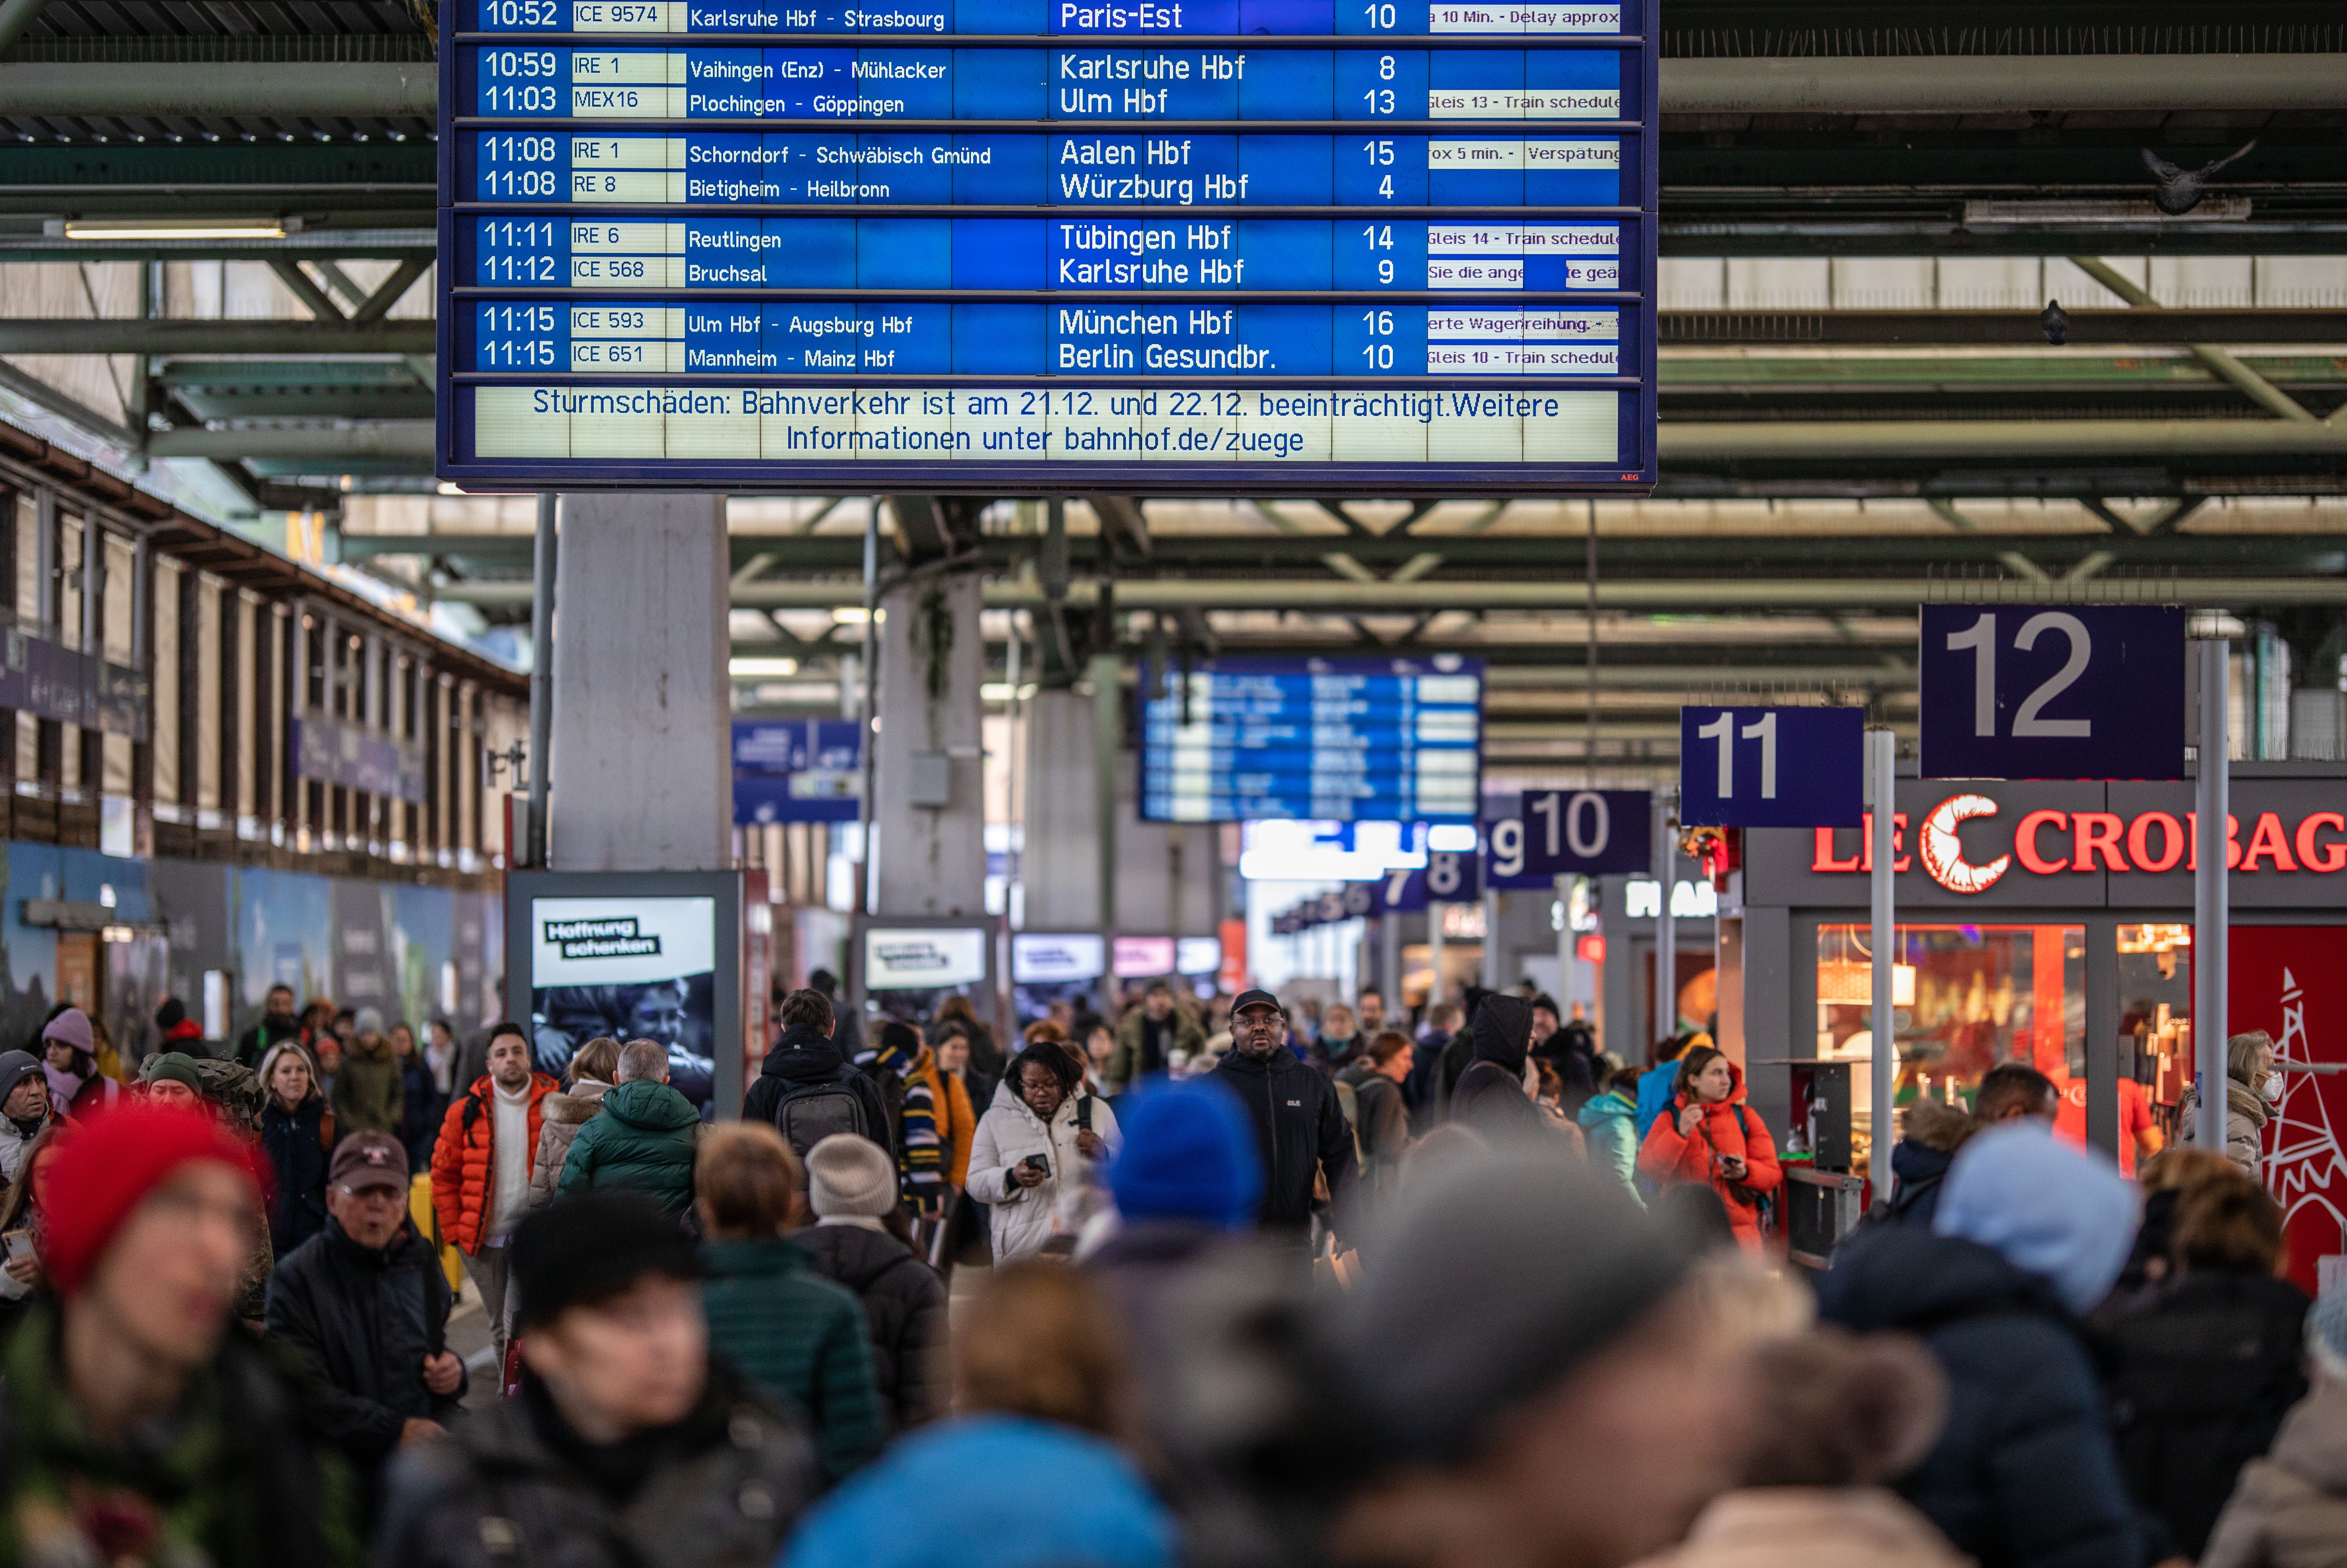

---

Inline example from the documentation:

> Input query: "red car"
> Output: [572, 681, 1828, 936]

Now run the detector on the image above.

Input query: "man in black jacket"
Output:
[266, 1130, 465, 1519]
[1209, 988, 1356, 1255]
[1450, 993, 1546, 1137]
[743, 988, 894, 1159]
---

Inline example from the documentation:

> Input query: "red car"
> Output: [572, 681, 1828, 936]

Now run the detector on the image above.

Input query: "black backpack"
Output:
[771, 1067, 875, 1158]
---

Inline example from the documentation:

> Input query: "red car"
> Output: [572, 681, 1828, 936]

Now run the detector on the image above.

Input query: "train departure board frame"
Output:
[437, 0, 1657, 494]
[1138, 653, 1484, 823]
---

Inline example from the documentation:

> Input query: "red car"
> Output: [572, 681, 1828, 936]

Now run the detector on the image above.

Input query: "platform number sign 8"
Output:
[1919, 604, 2186, 782]
[1677, 708, 1863, 828]
[1425, 850, 1474, 899]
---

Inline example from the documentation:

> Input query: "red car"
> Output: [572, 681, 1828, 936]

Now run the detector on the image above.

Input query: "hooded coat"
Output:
[1448, 995, 1547, 1137]
[1818, 1223, 2146, 1568]
[1207, 1044, 1357, 1240]
[1635, 1060, 1782, 1252]
[2203, 1377, 2347, 1568]
[527, 1077, 611, 1211]
[258, 1053, 336, 1259]
[557, 1079, 703, 1217]
[332, 1031, 404, 1137]
[1881, 1097, 1981, 1229]
[0, 1049, 52, 1184]
[1577, 1087, 1642, 1203]
[791, 1222, 951, 1431]
[966, 1079, 1123, 1264]
[2183, 1079, 2270, 1178]
[744, 1024, 895, 1160]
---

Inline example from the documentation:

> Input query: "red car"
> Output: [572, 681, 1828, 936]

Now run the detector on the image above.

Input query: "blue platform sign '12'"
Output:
[1918, 604, 2186, 783]
[1678, 706, 1863, 828]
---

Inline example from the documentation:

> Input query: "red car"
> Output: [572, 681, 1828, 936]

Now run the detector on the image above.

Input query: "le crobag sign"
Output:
[1743, 776, 2347, 911]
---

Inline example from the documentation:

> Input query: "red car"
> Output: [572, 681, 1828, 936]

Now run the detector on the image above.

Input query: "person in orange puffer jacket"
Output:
[1638, 1044, 1782, 1255]
[429, 1025, 556, 1366]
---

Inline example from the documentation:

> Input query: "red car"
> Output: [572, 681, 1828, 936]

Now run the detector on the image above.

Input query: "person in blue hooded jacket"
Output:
[1635, 1031, 1700, 1141]
[1818, 1121, 2150, 1568]
[1577, 1065, 1644, 1207]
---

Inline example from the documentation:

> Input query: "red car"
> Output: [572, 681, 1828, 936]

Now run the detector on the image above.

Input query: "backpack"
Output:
[771, 1068, 875, 1158]
[190, 1058, 266, 1133]
[1700, 1104, 1780, 1237]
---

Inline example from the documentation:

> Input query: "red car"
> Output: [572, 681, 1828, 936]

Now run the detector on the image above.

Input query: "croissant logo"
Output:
[1919, 794, 2011, 895]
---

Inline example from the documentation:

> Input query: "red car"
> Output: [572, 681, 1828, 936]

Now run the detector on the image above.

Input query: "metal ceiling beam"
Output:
[1662, 52, 2347, 115]
[1661, 419, 2347, 460]
[439, 575, 2347, 611]
[0, 233, 437, 265]
[1662, 310, 2347, 347]
[0, 320, 433, 354]
[0, 61, 436, 119]
[146, 424, 433, 460]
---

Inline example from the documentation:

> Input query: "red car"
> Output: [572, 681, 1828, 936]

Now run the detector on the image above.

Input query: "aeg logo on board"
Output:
[1810, 796, 2347, 895]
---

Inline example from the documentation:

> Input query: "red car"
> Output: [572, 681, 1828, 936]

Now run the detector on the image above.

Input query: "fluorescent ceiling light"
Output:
[59, 219, 291, 240]
[729, 657, 800, 677]
[831, 606, 884, 624]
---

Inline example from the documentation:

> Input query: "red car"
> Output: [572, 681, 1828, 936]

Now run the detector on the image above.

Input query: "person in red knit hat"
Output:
[0, 1103, 361, 1568]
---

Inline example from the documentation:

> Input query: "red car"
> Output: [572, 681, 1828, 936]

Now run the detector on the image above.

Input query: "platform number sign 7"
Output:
[1678, 707, 1863, 828]
[1919, 604, 2186, 781]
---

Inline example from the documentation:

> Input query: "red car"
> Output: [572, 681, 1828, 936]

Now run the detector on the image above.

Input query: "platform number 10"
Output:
[1695, 711, 1776, 799]
[1947, 610, 2094, 738]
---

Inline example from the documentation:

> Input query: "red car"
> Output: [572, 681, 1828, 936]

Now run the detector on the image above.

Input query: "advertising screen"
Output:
[866, 925, 992, 990]
[529, 895, 719, 1107]
[1012, 932, 1108, 983]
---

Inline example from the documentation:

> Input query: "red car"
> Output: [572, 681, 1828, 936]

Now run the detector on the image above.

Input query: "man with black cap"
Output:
[1208, 988, 1357, 1257]
[265, 1130, 465, 1517]
[378, 1189, 817, 1568]
[0, 1049, 52, 1181]
[1329, 1145, 1750, 1568]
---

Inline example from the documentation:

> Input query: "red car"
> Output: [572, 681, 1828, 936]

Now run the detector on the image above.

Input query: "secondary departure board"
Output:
[437, 0, 1656, 491]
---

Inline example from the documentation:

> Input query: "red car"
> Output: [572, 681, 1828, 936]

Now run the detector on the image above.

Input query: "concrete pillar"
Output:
[871, 570, 985, 917]
[547, 492, 730, 871]
[1021, 685, 1217, 937]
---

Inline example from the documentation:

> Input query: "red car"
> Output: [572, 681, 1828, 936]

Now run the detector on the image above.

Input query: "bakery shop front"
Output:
[1733, 763, 2347, 1284]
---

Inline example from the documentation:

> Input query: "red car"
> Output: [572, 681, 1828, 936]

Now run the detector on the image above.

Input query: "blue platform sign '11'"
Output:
[1678, 706, 1864, 829]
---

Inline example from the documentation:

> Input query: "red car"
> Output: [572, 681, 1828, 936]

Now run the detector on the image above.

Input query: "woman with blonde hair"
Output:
[780, 1262, 1174, 1568]
[527, 1035, 621, 1209]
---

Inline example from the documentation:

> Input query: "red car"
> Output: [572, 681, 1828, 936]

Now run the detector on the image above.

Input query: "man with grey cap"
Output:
[267, 1128, 465, 1516]
[1327, 1143, 1749, 1568]
[0, 1050, 51, 1181]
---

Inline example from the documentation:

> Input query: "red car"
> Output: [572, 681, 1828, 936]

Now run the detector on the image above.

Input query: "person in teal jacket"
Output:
[695, 1121, 888, 1485]
[1576, 1066, 1644, 1208]
[557, 1039, 701, 1218]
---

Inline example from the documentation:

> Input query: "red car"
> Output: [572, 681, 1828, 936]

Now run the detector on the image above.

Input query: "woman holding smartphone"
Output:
[1637, 1044, 1782, 1255]
[0, 1123, 61, 1327]
[967, 1043, 1122, 1266]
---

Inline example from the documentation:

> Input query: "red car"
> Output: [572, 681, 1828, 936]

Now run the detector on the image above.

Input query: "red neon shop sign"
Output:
[1811, 794, 2347, 895]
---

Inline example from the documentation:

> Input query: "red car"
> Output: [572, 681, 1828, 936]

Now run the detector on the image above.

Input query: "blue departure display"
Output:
[1138, 657, 1484, 823]
[439, 0, 1655, 489]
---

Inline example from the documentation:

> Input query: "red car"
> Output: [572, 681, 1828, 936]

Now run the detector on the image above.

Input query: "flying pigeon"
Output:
[2140, 141, 2257, 216]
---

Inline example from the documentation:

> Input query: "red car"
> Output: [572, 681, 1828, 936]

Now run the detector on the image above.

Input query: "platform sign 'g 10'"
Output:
[1517, 789, 1651, 875]
[1919, 604, 2186, 781]
[1678, 706, 1863, 828]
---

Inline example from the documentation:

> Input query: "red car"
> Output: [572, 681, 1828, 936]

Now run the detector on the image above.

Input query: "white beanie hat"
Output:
[806, 1134, 899, 1218]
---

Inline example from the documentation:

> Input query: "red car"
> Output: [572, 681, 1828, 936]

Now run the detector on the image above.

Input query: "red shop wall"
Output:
[2235, 926, 2347, 1295]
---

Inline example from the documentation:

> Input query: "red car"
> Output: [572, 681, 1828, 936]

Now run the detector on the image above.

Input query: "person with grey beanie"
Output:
[792, 1133, 949, 1431]
[2204, 1288, 2347, 1568]
[333, 1005, 404, 1138]
[1324, 1143, 1750, 1568]
[0, 1050, 52, 1183]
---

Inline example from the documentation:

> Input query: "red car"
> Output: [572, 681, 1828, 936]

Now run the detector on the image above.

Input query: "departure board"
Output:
[1138, 656, 1483, 823]
[437, 0, 1656, 491]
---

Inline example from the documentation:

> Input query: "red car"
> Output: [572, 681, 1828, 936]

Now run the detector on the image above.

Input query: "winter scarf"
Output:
[900, 1054, 944, 1217]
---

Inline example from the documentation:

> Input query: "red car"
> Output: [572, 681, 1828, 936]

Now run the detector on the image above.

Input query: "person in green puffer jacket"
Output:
[556, 1039, 702, 1218]
[1577, 1065, 1644, 1209]
[695, 1123, 887, 1486]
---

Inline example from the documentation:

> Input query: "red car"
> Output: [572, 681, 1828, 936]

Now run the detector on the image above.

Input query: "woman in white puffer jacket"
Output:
[967, 1042, 1122, 1265]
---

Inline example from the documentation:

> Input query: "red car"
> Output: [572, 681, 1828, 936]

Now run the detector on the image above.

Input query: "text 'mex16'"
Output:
[1677, 706, 1862, 829]
[1516, 788, 1650, 875]
[1918, 603, 2186, 783]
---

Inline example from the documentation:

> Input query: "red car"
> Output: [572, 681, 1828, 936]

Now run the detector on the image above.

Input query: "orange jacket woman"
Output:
[1637, 1045, 1782, 1254]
